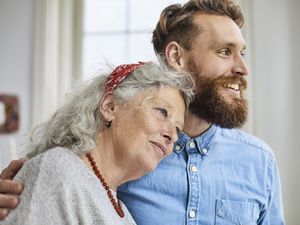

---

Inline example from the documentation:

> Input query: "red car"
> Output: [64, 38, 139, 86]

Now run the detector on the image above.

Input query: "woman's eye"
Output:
[176, 127, 182, 136]
[155, 108, 168, 117]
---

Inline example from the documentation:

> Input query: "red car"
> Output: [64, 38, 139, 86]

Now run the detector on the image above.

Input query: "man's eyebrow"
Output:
[220, 41, 247, 50]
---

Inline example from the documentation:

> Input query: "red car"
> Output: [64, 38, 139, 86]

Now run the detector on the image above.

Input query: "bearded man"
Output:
[118, 1, 285, 224]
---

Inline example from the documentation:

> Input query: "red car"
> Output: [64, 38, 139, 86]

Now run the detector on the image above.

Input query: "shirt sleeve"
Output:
[258, 154, 285, 225]
[1, 154, 79, 225]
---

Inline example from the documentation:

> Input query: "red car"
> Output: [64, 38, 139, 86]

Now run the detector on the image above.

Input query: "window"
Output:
[82, 0, 187, 79]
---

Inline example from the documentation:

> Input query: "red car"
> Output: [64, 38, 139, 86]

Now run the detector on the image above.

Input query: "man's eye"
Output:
[219, 48, 231, 56]
[241, 50, 246, 57]
[155, 108, 168, 117]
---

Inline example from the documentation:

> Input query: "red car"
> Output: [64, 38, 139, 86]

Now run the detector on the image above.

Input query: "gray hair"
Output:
[26, 62, 194, 158]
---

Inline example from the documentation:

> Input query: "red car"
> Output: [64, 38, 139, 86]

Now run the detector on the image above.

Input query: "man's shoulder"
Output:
[217, 127, 275, 157]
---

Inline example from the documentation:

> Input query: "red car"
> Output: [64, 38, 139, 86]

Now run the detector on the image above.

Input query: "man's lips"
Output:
[150, 141, 167, 156]
[221, 82, 244, 98]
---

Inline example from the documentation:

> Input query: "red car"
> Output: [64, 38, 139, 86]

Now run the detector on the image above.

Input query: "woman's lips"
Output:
[150, 141, 167, 156]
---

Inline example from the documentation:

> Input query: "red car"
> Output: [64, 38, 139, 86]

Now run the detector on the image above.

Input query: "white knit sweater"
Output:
[1, 147, 136, 225]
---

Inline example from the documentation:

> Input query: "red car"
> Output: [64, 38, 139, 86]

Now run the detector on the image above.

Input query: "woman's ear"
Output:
[165, 41, 186, 71]
[99, 92, 116, 123]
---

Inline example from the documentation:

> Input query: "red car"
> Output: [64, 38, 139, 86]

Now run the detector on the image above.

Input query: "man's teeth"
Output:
[224, 84, 239, 91]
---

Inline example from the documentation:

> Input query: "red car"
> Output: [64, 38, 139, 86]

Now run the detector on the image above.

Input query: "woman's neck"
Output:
[81, 133, 128, 191]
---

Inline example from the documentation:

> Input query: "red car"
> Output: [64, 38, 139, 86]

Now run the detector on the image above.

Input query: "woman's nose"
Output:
[162, 125, 178, 145]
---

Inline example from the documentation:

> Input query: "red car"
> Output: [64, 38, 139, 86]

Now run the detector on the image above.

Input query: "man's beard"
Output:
[189, 75, 248, 129]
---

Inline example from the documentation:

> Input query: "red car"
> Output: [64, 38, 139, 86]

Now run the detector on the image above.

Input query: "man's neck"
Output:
[183, 112, 212, 138]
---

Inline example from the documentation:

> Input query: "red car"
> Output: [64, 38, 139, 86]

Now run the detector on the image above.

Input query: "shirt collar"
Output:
[173, 124, 218, 155]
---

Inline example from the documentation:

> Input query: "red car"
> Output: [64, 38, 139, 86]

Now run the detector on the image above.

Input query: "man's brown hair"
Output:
[152, 0, 244, 57]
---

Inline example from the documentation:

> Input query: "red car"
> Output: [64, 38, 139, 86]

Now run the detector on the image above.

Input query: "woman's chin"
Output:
[131, 162, 160, 181]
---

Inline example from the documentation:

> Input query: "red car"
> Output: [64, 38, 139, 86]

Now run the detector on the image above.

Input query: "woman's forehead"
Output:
[137, 87, 182, 106]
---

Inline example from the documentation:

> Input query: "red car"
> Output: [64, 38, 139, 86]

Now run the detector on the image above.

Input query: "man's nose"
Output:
[232, 55, 249, 76]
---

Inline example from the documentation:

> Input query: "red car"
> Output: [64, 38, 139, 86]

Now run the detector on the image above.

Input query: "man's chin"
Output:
[189, 96, 248, 129]
[213, 100, 248, 129]
[190, 74, 248, 129]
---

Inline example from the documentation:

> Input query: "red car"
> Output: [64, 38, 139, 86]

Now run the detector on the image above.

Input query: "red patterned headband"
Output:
[104, 62, 146, 93]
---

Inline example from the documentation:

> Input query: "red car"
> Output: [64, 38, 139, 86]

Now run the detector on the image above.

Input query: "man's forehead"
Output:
[192, 13, 241, 35]
[193, 13, 246, 47]
[193, 13, 239, 28]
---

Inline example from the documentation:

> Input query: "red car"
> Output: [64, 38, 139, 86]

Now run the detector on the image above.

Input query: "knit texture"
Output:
[1, 147, 136, 225]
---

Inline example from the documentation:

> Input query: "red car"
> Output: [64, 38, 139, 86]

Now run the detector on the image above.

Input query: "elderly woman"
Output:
[0, 62, 194, 225]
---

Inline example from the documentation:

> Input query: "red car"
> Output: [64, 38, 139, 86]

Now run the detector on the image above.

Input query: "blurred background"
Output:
[0, 0, 299, 224]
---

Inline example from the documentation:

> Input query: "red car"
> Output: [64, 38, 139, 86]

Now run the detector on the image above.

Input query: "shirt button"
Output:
[202, 148, 208, 154]
[175, 145, 181, 151]
[189, 209, 196, 218]
[218, 208, 225, 216]
[189, 141, 195, 148]
[191, 165, 198, 173]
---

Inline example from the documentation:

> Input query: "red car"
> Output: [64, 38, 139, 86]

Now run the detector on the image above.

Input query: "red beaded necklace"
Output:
[86, 152, 125, 218]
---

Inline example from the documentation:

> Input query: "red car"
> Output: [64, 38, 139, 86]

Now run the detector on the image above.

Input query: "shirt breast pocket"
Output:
[215, 199, 260, 225]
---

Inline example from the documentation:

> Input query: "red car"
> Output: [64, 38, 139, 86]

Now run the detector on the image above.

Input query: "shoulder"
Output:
[29, 147, 79, 170]
[36, 147, 80, 167]
[7, 148, 96, 224]
[216, 127, 275, 159]
[16, 147, 85, 184]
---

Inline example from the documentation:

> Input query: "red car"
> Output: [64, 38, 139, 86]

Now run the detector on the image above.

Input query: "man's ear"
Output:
[165, 41, 186, 71]
[99, 92, 116, 122]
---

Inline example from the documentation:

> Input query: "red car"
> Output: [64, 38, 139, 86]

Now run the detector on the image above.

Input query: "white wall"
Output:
[0, 0, 34, 169]
[251, 0, 300, 224]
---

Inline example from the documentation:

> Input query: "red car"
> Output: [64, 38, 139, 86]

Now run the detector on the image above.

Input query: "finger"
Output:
[0, 179, 23, 194]
[0, 208, 8, 220]
[0, 194, 19, 208]
[0, 158, 27, 180]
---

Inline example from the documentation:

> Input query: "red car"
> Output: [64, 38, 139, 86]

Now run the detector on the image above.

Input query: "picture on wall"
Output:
[0, 94, 19, 133]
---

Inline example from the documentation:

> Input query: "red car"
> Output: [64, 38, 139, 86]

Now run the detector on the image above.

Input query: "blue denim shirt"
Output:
[118, 125, 285, 225]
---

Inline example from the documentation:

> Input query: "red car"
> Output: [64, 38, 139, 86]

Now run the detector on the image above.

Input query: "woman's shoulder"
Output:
[16, 147, 87, 185]
[36, 147, 80, 166]
[28, 147, 79, 169]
